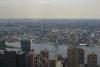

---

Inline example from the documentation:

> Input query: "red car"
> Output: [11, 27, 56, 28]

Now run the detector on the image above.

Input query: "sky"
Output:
[0, 0, 100, 19]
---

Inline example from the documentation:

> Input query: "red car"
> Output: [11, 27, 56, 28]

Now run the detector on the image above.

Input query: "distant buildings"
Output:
[0, 26, 100, 67]
[0, 39, 32, 53]
[5, 40, 21, 52]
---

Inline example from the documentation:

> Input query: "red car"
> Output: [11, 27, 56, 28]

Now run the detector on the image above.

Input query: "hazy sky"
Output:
[0, 0, 100, 19]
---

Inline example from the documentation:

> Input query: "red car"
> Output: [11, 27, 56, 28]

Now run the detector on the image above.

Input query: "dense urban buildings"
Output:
[0, 47, 99, 67]
[0, 19, 100, 67]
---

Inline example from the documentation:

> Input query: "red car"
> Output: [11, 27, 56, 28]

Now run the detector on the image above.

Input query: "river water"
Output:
[31, 43, 100, 64]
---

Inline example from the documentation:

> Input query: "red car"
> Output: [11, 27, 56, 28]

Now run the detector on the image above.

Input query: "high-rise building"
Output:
[27, 49, 35, 67]
[67, 33, 85, 67]
[2, 51, 17, 67]
[40, 49, 49, 67]
[87, 53, 98, 67]
[56, 60, 63, 67]
[21, 53, 27, 67]
[35, 54, 41, 67]
[67, 48, 85, 67]
[56, 55, 63, 67]
[79, 48, 85, 67]
[67, 48, 79, 67]
[62, 58, 67, 67]
[16, 53, 27, 67]
[21, 40, 31, 53]
[49, 60, 56, 67]
[16, 54, 22, 67]
[0, 53, 3, 67]
[0, 40, 5, 50]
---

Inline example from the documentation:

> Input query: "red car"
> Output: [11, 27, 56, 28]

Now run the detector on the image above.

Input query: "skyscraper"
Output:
[79, 48, 85, 67]
[40, 49, 49, 67]
[67, 48, 79, 67]
[21, 40, 31, 53]
[56, 55, 63, 67]
[28, 49, 35, 67]
[2, 51, 17, 67]
[87, 53, 97, 67]
[0, 40, 5, 50]
[67, 48, 85, 67]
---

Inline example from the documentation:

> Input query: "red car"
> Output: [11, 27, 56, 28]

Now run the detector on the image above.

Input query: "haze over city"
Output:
[0, 0, 100, 19]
